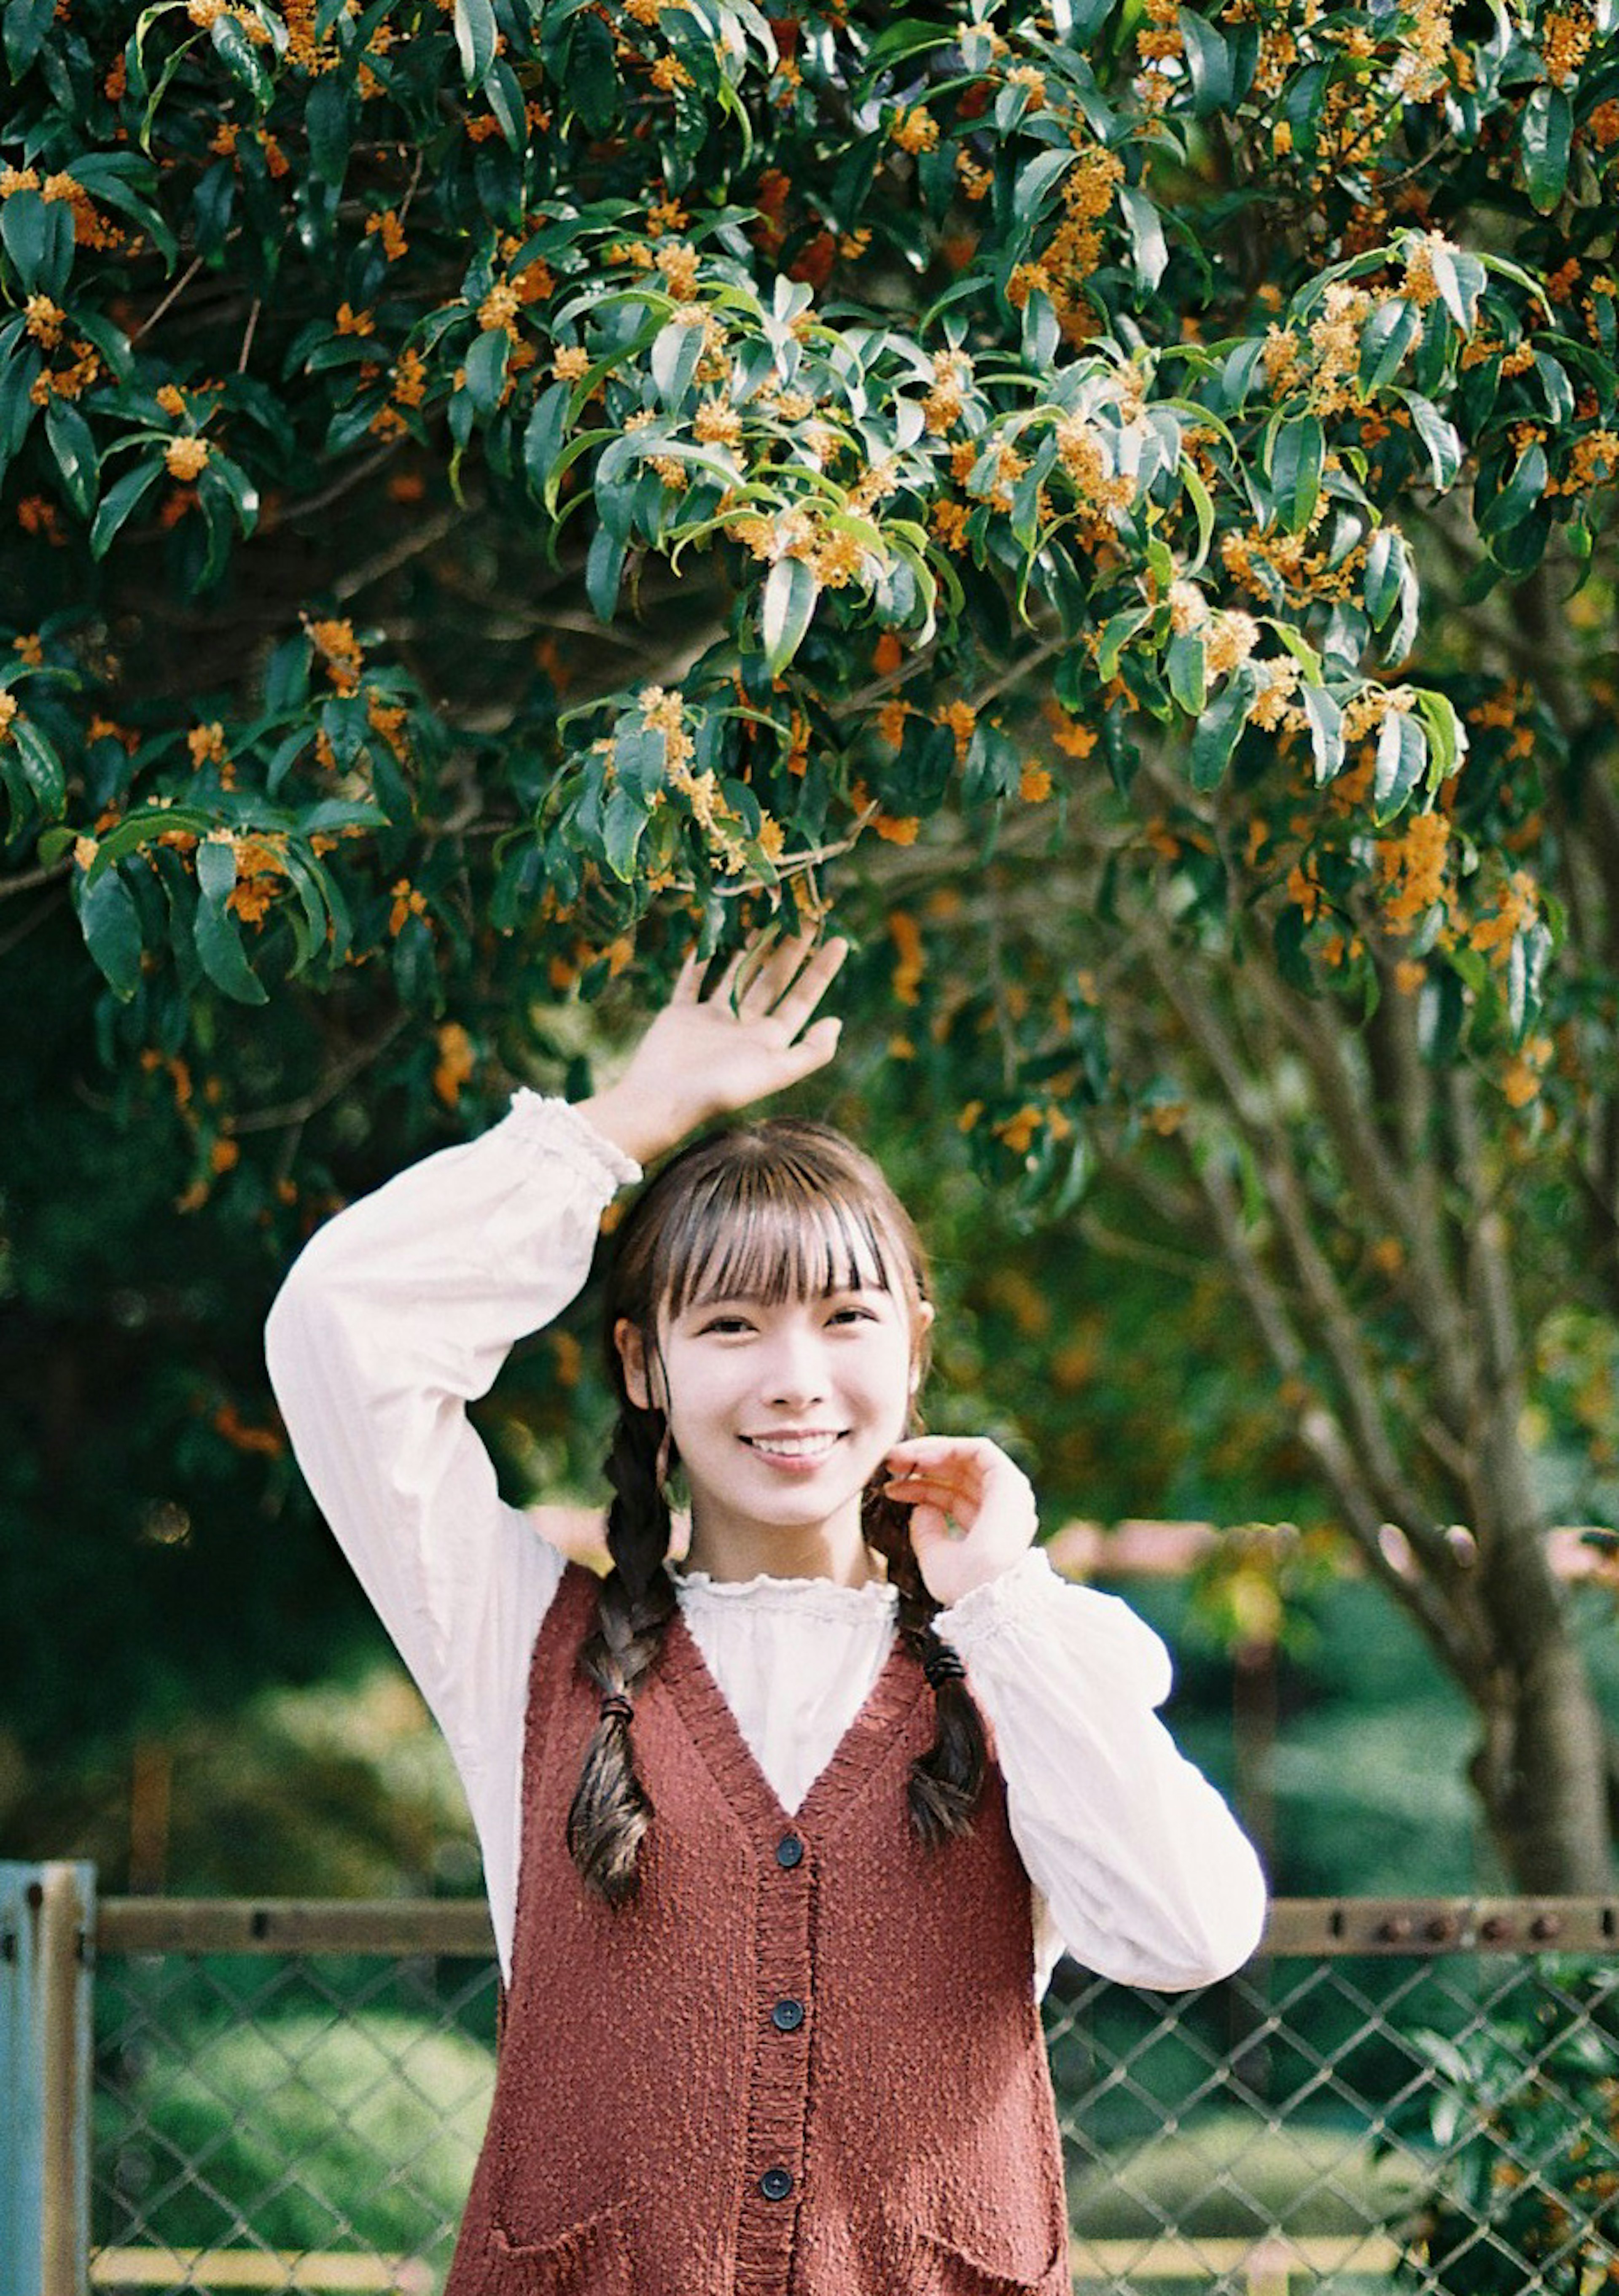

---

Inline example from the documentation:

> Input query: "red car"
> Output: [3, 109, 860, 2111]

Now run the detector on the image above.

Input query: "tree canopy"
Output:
[5, 0, 1619, 1887]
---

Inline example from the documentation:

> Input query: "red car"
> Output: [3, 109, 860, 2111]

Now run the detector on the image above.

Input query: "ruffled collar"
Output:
[674, 1566, 899, 1618]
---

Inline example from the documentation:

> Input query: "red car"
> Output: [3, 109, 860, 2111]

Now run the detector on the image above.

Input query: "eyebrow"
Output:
[683, 1281, 887, 1313]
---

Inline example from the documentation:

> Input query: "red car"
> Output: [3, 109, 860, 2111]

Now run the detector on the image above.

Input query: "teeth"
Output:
[746, 1432, 841, 1457]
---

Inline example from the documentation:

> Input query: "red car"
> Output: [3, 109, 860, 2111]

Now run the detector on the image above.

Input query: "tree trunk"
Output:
[1468, 1428, 1613, 1890]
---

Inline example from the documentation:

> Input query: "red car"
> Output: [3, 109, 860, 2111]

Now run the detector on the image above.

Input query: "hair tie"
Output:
[599, 1692, 634, 1725]
[923, 1647, 966, 1689]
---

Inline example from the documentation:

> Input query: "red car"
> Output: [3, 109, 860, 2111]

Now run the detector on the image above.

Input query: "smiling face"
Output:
[607, 1121, 934, 1583]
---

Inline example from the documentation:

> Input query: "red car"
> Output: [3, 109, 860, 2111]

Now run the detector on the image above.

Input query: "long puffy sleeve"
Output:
[936, 1549, 1267, 1990]
[263, 1092, 640, 1974]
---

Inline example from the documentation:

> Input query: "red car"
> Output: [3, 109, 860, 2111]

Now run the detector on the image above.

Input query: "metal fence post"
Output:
[1, 1862, 96, 2296]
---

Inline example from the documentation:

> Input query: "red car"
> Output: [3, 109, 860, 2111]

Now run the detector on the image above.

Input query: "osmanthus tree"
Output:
[3, 0, 1619, 1880]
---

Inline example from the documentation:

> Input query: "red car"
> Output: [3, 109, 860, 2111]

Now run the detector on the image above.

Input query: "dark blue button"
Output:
[776, 1834, 804, 1868]
[771, 1997, 805, 2032]
[760, 2167, 793, 2201]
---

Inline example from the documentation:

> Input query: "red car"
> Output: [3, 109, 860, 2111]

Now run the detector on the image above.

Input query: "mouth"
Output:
[739, 1430, 848, 1462]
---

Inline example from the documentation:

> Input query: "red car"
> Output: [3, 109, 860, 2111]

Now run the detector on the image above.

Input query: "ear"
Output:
[909, 1297, 935, 1390]
[614, 1318, 654, 1410]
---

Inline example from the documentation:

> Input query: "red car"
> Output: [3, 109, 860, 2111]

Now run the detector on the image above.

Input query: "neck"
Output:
[685, 1503, 877, 1589]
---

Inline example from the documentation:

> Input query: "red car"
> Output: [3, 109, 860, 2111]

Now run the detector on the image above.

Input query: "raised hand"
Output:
[881, 1434, 1039, 1609]
[581, 928, 849, 1165]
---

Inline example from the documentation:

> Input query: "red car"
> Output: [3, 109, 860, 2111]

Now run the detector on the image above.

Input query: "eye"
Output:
[698, 1313, 756, 1335]
[827, 1303, 879, 1325]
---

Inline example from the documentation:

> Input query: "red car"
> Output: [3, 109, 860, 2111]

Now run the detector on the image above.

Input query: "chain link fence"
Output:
[80, 1898, 1619, 2295]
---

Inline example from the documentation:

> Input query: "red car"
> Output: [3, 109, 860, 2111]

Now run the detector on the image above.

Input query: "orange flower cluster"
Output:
[188, 721, 229, 769]
[433, 1022, 476, 1109]
[891, 106, 939, 154]
[1390, 0, 1454, 100]
[1469, 869, 1540, 964]
[308, 616, 363, 694]
[226, 836, 288, 927]
[1054, 416, 1135, 519]
[922, 349, 973, 434]
[654, 242, 701, 299]
[1374, 808, 1450, 930]
[478, 281, 522, 336]
[888, 911, 925, 1004]
[366, 209, 408, 261]
[165, 436, 210, 481]
[389, 880, 429, 935]
[1541, 1, 1595, 84]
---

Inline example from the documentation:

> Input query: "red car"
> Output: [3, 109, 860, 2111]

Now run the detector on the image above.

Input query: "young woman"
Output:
[265, 928, 1266, 2296]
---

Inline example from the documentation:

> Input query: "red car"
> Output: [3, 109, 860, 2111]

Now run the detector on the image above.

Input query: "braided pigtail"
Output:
[862, 1483, 987, 1844]
[566, 1399, 678, 1904]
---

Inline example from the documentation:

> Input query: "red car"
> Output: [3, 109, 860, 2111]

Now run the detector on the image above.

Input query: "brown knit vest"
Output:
[444, 1563, 1069, 2296]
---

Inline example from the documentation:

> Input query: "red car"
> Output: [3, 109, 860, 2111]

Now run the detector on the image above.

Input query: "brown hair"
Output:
[565, 1117, 988, 1903]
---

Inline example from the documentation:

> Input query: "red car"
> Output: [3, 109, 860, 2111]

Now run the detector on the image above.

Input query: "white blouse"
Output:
[264, 1092, 1266, 1997]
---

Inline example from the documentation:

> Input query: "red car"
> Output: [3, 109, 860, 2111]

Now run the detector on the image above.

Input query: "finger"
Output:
[773, 934, 849, 1037]
[736, 926, 815, 1016]
[785, 1013, 843, 1077]
[711, 944, 753, 1010]
[669, 947, 705, 1006]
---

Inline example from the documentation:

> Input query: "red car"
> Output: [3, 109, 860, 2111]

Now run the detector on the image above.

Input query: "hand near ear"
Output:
[581, 929, 849, 1166]
[881, 1435, 1039, 1609]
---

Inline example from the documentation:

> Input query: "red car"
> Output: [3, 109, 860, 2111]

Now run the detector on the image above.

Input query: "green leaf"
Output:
[1477, 440, 1547, 539]
[1413, 688, 1468, 781]
[1403, 393, 1462, 488]
[463, 326, 510, 418]
[1176, 8, 1232, 112]
[1374, 712, 1428, 818]
[761, 555, 819, 676]
[194, 843, 269, 1004]
[1, 187, 73, 296]
[651, 317, 705, 409]
[1013, 150, 1080, 222]
[1426, 243, 1484, 334]
[485, 58, 527, 149]
[1097, 607, 1148, 681]
[524, 382, 572, 492]
[305, 75, 354, 188]
[1533, 351, 1573, 426]
[210, 10, 272, 105]
[601, 784, 648, 880]
[4, 0, 56, 77]
[202, 449, 260, 535]
[586, 523, 626, 621]
[1118, 184, 1168, 292]
[89, 458, 163, 558]
[1302, 684, 1344, 783]
[1359, 298, 1419, 390]
[1189, 665, 1255, 790]
[1270, 414, 1325, 533]
[1181, 458, 1215, 574]
[565, 10, 619, 134]
[1165, 628, 1207, 716]
[1522, 84, 1572, 215]
[11, 714, 66, 815]
[75, 862, 144, 1000]
[45, 398, 98, 520]
[1364, 528, 1403, 629]
[454, 0, 497, 87]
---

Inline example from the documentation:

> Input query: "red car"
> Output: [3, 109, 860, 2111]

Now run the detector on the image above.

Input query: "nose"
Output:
[760, 1320, 830, 1408]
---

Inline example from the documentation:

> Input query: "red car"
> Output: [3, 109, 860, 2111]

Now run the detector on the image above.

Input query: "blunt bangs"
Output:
[654, 1160, 907, 1322]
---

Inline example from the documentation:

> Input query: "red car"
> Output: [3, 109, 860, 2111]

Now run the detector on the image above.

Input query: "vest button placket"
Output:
[735, 1831, 813, 2289]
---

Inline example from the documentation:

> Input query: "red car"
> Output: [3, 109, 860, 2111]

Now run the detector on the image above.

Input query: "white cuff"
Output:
[505, 1089, 643, 1193]
[934, 1547, 1061, 1649]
